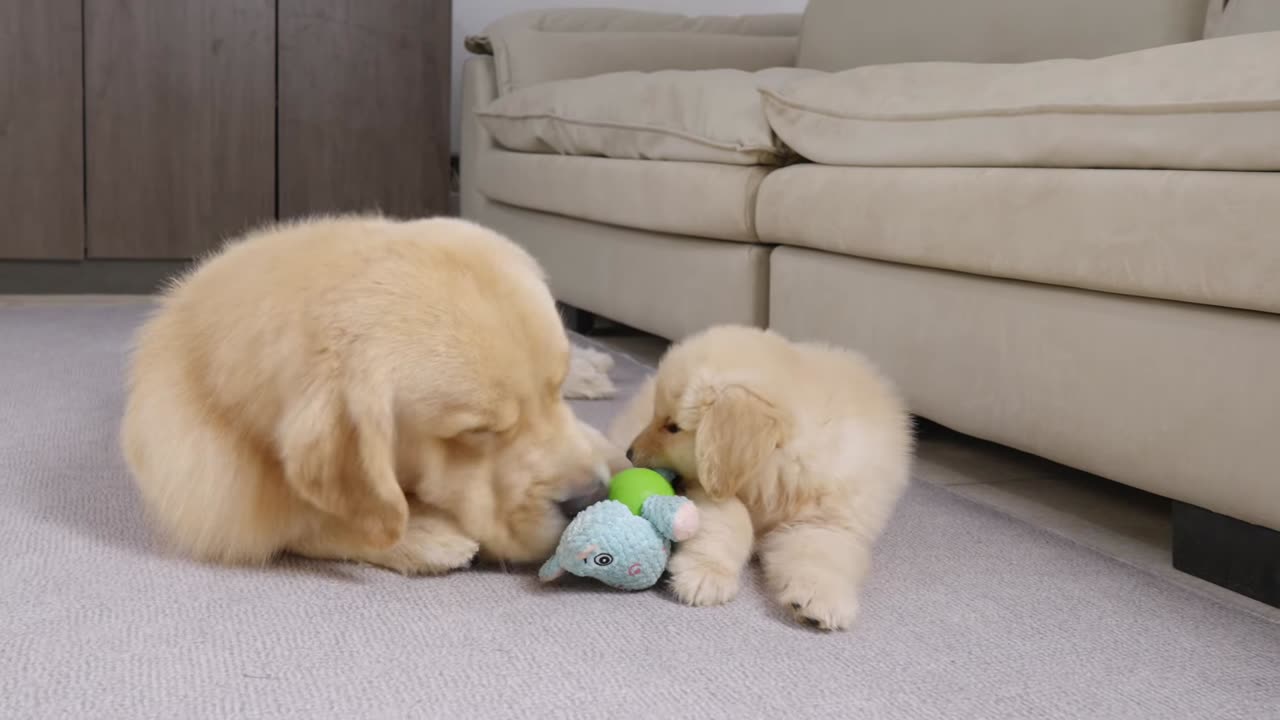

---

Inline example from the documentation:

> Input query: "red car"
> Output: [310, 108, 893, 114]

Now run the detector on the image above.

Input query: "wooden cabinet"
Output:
[0, 0, 84, 260]
[86, 0, 276, 259]
[0, 0, 450, 271]
[278, 0, 451, 221]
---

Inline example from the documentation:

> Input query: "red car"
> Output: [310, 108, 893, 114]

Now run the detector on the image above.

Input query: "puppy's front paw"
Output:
[776, 580, 859, 631]
[377, 517, 479, 576]
[668, 553, 740, 607]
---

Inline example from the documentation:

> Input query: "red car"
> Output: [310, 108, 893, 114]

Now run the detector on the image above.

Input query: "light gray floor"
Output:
[2, 299, 1278, 719]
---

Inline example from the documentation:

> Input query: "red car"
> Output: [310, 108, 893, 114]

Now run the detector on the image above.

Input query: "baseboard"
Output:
[0, 260, 189, 294]
[1172, 502, 1280, 608]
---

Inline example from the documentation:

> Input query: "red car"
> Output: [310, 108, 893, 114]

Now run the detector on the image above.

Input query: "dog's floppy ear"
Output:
[277, 379, 408, 549]
[693, 384, 788, 501]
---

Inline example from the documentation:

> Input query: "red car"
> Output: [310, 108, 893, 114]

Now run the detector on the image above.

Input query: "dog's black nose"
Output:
[625, 447, 635, 463]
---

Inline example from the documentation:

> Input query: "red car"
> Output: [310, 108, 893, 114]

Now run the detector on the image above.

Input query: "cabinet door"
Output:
[85, 0, 275, 259]
[0, 0, 84, 259]
[278, 0, 451, 220]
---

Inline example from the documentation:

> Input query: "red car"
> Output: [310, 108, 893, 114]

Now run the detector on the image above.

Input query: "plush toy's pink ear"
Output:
[641, 496, 700, 542]
[670, 502, 699, 542]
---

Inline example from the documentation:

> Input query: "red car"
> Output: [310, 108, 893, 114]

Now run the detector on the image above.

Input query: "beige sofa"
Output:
[461, 1, 1280, 602]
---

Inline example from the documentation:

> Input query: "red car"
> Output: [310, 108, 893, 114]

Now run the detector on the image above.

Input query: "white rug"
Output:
[563, 343, 617, 400]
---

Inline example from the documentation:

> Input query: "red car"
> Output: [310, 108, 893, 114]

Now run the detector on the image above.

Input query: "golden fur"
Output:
[121, 215, 625, 574]
[611, 325, 913, 630]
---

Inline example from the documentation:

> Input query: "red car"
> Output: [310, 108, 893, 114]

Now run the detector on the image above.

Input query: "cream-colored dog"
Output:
[121, 215, 625, 574]
[612, 325, 913, 630]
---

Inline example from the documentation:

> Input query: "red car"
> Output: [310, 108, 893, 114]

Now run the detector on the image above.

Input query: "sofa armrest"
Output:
[466, 8, 802, 95]
[460, 56, 499, 220]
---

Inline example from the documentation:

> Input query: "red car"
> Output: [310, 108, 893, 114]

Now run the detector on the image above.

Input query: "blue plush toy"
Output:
[538, 468, 699, 591]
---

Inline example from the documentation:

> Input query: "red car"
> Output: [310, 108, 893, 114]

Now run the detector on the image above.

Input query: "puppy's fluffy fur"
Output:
[612, 325, 913, 630]
[121, 215, 624, 574]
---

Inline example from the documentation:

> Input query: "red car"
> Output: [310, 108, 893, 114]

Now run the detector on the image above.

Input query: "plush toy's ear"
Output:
[538, 556, 565, 582]
[694, 385, 789, 501]
[641, 495, 699, 542]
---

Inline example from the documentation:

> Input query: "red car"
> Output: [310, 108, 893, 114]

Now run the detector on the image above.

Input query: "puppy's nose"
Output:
[557, 477, 608, 519]
[625, 447, 635, 463]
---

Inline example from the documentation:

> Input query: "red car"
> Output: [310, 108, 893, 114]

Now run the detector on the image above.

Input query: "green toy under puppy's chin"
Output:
[538, 468, 698, 591]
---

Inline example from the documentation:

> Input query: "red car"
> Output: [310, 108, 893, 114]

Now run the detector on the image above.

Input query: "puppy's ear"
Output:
[694, 385, 789, 501]
[277, 380, 408, 549]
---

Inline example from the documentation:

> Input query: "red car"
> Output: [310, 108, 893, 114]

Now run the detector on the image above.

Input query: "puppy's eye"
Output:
[663, 422, 681, 434]
[593, 553, 614, 567]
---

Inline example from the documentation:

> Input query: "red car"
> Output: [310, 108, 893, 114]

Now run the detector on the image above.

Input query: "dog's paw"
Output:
[776, 580, 859, 631]
[668, 554, 740, 607]
[376, 517, 479, 576]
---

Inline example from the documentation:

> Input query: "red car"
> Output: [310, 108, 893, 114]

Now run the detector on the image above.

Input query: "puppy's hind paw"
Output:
[779, 585, 859, 631]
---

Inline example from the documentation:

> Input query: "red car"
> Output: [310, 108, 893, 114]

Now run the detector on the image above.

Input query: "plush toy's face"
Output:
[538, 501, 670, 591]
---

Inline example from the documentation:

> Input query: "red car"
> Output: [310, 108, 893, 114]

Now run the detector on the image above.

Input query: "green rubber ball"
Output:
[608, 468, 675, 516]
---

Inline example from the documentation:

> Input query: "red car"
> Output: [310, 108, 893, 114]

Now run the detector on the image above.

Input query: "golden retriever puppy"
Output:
[121, 215, 625, 574]
[613, 325, 913, 630]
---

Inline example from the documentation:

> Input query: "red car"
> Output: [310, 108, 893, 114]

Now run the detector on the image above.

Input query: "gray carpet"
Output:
[2, 301, 1278, 720]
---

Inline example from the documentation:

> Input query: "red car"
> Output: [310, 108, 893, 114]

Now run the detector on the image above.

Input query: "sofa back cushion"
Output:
[797, 0, 1209, 70]
[476, 10, 801, 94]
[767, 31, 1280, 172]
[1204, 0, 1280, 37]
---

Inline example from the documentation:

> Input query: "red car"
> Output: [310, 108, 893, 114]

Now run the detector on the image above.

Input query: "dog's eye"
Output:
[663, 422, 680, 434]
[593, 553, 614, 567]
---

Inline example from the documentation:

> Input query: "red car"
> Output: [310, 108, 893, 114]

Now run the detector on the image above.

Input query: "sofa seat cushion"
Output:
[477, 68, 815, 165]
[756, 165, 1280, 314]
[765, 32, 1280, 171]
[478, 150, 771, 242]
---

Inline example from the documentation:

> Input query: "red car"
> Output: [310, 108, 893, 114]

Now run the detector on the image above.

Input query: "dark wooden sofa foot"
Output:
[558, 303, 598, 335]
[557, 303, 650, 337]
[1172, 502, 1280, 608]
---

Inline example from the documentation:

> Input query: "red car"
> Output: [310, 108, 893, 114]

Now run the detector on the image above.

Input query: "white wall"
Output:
[450, 0, 807, 153]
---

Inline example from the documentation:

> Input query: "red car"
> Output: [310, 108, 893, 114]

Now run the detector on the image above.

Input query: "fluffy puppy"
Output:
[612, 325, 913, 630]
[121, 215, 625, 574]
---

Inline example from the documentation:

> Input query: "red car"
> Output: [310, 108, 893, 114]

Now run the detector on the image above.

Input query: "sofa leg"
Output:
[559, 304, 597, 335]
[1172, 502, 1280, 608]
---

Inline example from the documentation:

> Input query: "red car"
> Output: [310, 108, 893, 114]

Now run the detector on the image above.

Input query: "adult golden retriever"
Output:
[613, 325, 913, 630]
[121, 216, 624, 574]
